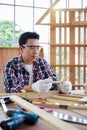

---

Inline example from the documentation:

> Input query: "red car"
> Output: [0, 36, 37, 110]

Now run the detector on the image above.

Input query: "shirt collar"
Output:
[17, 55, 39, 70]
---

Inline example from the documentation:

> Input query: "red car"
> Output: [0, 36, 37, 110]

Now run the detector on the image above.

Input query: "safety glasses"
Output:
[22, 45, 42, 51]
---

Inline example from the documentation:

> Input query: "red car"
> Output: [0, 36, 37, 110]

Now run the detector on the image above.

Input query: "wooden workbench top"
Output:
[0, 91, 87, 130]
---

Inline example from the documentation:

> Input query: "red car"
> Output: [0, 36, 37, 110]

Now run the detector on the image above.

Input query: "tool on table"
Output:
[0, 98, 8, 113]
[52, 111, 87, 125]
[39, 105, 87, 125]
[0, 97, 39, 130]
[23, 97, 87, 110]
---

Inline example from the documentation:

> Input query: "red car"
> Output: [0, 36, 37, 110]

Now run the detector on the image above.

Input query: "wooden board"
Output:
[52, 95, 87, 104]
[0, 91, 57, 99]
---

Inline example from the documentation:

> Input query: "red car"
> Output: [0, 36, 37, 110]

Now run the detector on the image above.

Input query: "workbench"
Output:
[0, 91, 87, 130]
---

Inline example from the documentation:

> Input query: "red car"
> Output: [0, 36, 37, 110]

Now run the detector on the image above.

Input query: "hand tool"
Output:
[52, 111, 87, 125]
[39, 105, 87, 125]
[0, 98, 8, 113]
[0, 97, 39, 130]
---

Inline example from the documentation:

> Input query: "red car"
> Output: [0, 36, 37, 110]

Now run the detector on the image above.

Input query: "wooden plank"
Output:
[69, 11, 75, 84]
[54, 8, 87, 11]
[39, 23, 87, 27]
[84, 10, 86, 82]
[64, 11, 67, 79]
[59, 94, 85, 98]
[50, 11, 56, 73]
[52, 65, 87, 67]
[0, 91, 87, 99]
[9, 95, 79, 130]
[59, 11, 62, 79]
[52, 95, 87, 104]
[50, 44, 87, 47]
[70, 109, 87, 118]
[0, 91, 58, 99]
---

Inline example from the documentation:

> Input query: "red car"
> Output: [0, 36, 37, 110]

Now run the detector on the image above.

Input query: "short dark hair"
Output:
[18, 32, 40, 46]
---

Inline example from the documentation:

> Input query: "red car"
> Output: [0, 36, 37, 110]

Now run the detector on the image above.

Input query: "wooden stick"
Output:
[70, 109, 87, 118]
[52, 95, 87, 104]
[10, 95, 78, 130]
[59, 94, 85, 98]
[52, 80, 64, 84]
[0, 91, 58, 99]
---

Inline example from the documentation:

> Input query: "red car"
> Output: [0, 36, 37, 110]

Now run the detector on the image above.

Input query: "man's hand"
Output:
[59, 81, 72, 94]
[32, 78, 53, 92]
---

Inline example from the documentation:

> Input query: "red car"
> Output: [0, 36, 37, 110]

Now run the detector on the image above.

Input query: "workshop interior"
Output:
[0, 0, 87, 130]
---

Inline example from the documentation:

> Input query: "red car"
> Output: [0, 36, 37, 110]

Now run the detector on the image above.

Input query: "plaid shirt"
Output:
[4, 55, 58, 93]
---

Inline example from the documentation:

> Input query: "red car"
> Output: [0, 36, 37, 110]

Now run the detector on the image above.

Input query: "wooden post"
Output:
[69, 11, 75, 84]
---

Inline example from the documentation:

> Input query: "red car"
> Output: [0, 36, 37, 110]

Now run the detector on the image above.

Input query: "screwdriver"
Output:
[0, 98, 39, 130]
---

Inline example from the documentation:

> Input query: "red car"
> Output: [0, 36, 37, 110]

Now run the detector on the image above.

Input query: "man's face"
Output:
[21, 38, 42, 64]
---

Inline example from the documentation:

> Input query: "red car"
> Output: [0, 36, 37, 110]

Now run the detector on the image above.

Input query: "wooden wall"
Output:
[0, 47, 19, 73]
[0, 47, 19, 92]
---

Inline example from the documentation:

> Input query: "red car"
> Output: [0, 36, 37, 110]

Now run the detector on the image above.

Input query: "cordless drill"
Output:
[0, 110, 39, 130]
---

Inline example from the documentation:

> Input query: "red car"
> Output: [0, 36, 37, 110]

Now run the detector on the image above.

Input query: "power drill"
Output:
[0, 110, 39, 130]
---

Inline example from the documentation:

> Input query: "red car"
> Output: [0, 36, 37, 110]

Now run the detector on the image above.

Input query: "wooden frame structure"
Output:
[36, 0, 87, 85]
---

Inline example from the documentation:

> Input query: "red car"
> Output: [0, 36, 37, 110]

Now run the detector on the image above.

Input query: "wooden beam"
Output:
[52, 95, 87, 104]
[0, 91, 57, 99]
[51, 44, 87, 47]
[54, 8, 87, 11]
[39, 23, 87, 27]
[50, 11, 56, 72]
[10, 95, 79, 130]
[36, 0, 60, 24]
[51, 65, 87, 67]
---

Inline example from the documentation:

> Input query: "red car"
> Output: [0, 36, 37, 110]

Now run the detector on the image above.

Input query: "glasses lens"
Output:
[23, 45, 42, 51]
[36, 46, 42, 51]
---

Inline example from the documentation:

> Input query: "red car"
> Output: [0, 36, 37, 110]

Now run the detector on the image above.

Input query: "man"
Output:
[4, 32, 58, 93]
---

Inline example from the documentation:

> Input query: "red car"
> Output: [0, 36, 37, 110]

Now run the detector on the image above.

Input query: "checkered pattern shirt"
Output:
[4, 55, 58, 93]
